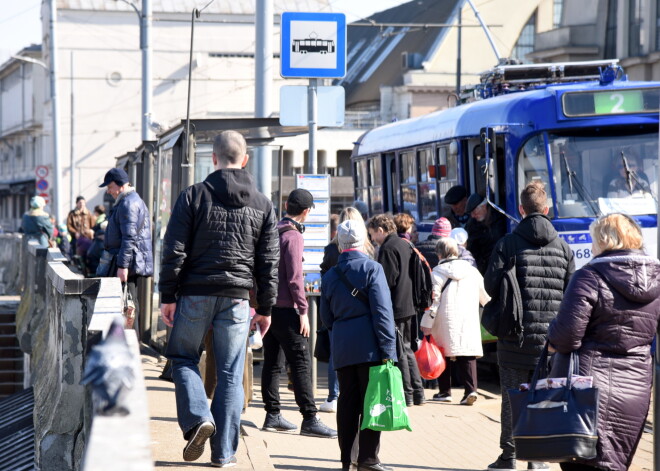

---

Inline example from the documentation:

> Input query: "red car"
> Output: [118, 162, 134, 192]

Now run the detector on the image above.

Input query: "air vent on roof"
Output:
[401, 52, 423, 70]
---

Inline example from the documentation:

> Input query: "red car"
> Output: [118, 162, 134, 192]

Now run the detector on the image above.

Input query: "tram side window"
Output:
[517, 135, 554, 217]
[369, 157, 383, 214]
[437, 144, 459, 207]
[400, 151, 418, 220]
[354, 158, 369, 210]
[418, 148, 437, 221]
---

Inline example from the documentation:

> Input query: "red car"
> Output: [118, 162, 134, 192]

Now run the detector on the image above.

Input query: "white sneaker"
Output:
[460, 391, 478, 405]
[319, 399, 337, 413]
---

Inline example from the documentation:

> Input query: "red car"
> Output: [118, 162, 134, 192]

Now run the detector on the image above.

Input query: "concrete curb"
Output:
[240, 421, 276, 471]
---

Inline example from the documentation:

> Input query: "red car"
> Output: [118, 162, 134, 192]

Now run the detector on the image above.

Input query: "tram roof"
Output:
[354, 79, 660, 156]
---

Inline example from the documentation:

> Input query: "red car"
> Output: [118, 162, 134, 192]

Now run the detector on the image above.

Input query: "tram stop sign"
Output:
[280, 12, 346, 78]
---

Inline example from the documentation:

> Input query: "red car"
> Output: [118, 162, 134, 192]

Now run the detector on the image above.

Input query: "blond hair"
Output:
[590, 213, 643, 253]
[335, 207, 375, 257]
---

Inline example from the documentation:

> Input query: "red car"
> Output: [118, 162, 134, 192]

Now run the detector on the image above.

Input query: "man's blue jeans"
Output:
[166, 295, 250, 466]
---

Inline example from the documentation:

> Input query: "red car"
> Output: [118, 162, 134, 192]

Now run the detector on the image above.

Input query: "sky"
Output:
[0, 0, 410, 66]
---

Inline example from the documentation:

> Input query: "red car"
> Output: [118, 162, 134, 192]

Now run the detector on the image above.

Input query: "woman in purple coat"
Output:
[548, 213, 660, 471]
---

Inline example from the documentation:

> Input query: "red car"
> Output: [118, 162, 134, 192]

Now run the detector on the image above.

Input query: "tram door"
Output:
[385, 152, 399, 214]
[467, 131, 506, 208]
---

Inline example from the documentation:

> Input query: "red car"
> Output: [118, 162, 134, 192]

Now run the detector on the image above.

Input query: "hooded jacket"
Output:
[275, 218, 308, 315]
[548, 250, 660, 471]
[159, 169, 279, 314]
[420, 258, 490, 357]
[485, 213, 574, 370]
[104, 187, 153, 277]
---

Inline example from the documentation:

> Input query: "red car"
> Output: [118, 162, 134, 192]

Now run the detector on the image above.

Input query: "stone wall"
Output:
[0, 234, 23, 295]
[0, 235, 152, 471]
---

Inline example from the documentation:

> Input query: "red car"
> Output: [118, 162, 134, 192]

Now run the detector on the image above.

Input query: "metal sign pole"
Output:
[307, 77, 318, 394]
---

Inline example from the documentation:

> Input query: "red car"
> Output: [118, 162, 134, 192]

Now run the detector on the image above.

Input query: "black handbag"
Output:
[508, 343, 599, 462]
[314, 326, 331, 362]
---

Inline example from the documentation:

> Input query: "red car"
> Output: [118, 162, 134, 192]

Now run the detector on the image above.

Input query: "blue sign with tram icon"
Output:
[281, 12, 346, 78]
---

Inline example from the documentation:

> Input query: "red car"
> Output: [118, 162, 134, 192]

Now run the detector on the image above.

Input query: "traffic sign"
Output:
[38, 192, 50, 205]
[35, 165, 48, 178]
[36, 179, 49, 192]
[280, 12, 346, 78]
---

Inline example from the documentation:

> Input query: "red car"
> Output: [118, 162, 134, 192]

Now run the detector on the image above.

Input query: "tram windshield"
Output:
[519, 131, 658, 218]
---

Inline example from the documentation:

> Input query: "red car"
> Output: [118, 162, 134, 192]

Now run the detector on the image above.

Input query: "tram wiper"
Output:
[620, 152, 634, 194]
[619, 151, 657, 203]
[561, 151, 602, 216]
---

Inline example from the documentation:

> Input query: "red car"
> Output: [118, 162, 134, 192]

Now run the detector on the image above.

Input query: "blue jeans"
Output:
[327, 335, 339, 401]
[166, 295, 250, 466]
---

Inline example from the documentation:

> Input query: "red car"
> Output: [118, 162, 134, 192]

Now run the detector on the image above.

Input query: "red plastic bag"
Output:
[414, 336, 445, 380]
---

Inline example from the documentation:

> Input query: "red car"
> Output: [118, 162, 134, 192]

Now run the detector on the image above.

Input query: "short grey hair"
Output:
[435, 237, 459, 259]
[213, 130, 247, 165]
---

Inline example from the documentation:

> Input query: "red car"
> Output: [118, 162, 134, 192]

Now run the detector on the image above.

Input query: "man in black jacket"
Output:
[484, 182, 575, 471]
[367, 214, 425, 407]
[159, 130, 279, 468]
[465, 193, 507, 274]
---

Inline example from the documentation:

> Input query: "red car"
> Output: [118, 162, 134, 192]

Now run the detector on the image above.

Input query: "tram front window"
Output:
[549, 133, 658, 217]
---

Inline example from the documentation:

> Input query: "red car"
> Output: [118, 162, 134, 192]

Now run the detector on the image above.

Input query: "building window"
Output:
[553, 0, 564, 28]
[628, 0, 647, 57]
[511, 12, 537, 63]
[605, 0, 618, 58]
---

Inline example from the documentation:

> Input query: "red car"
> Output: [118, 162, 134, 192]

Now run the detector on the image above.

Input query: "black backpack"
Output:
[407, 240, 434, 311]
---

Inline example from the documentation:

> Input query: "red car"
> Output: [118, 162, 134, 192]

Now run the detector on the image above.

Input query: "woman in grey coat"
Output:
[548, 213, 660, 471]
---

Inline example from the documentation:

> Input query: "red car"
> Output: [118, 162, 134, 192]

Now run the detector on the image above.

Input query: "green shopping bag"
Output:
[361, 360, 412, 432]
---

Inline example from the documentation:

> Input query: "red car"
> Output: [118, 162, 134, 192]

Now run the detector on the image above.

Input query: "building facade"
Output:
[0, 0, 363, 227]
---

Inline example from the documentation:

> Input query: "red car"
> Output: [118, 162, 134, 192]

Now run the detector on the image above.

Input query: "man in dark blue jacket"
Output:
[159, 131, 278, 468]
[99, 167, 153, 331]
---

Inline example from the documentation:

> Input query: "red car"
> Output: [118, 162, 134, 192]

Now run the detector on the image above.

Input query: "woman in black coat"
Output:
[548, 213, 660, 471]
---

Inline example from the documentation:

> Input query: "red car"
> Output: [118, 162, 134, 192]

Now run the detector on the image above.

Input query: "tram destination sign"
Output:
[280, 12, 346, 78]
[562, 87, 660, 117]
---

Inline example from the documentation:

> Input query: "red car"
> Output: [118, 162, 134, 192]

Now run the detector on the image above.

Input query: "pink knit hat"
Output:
[431, 217, 452, 237]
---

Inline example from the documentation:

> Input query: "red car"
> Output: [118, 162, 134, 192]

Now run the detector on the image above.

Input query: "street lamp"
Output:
[114, 0, 152, 142]
[183, 0, 215, 186]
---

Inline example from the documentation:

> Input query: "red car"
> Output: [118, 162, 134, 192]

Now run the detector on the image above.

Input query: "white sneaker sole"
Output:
[461, 393, 478, 406]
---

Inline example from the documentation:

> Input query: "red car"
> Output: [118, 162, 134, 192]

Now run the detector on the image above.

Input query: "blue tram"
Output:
[351, 60, 660, 268]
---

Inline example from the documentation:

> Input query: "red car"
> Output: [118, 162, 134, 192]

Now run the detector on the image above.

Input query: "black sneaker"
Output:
[262, 413, 298, 433]
[183, 421, 215, 462]
[432, 392, 452, 402]
[487, 455, 516, 471]
[413, 395, 426, 405]
[300, 415, 338, 438]
[527, 463, 549, 470]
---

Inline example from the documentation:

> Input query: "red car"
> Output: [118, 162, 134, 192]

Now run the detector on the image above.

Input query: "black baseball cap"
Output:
[99, 168, 129, 188]
[287, 189, 315, 210]
[444, 185, 468, 205]
[465, 193, 485, 214]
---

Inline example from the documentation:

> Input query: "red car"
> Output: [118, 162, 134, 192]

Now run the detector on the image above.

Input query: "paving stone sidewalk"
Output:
[145, 353, 653, 471]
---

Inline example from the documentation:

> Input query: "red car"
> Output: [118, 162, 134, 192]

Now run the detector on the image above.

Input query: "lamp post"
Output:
[184, 0, 215, 187]
[114, 0, 152, 142]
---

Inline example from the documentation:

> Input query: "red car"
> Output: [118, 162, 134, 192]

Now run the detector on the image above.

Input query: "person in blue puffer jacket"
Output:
[99, 167, 153, 331]
[321, 219, 397, 471]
